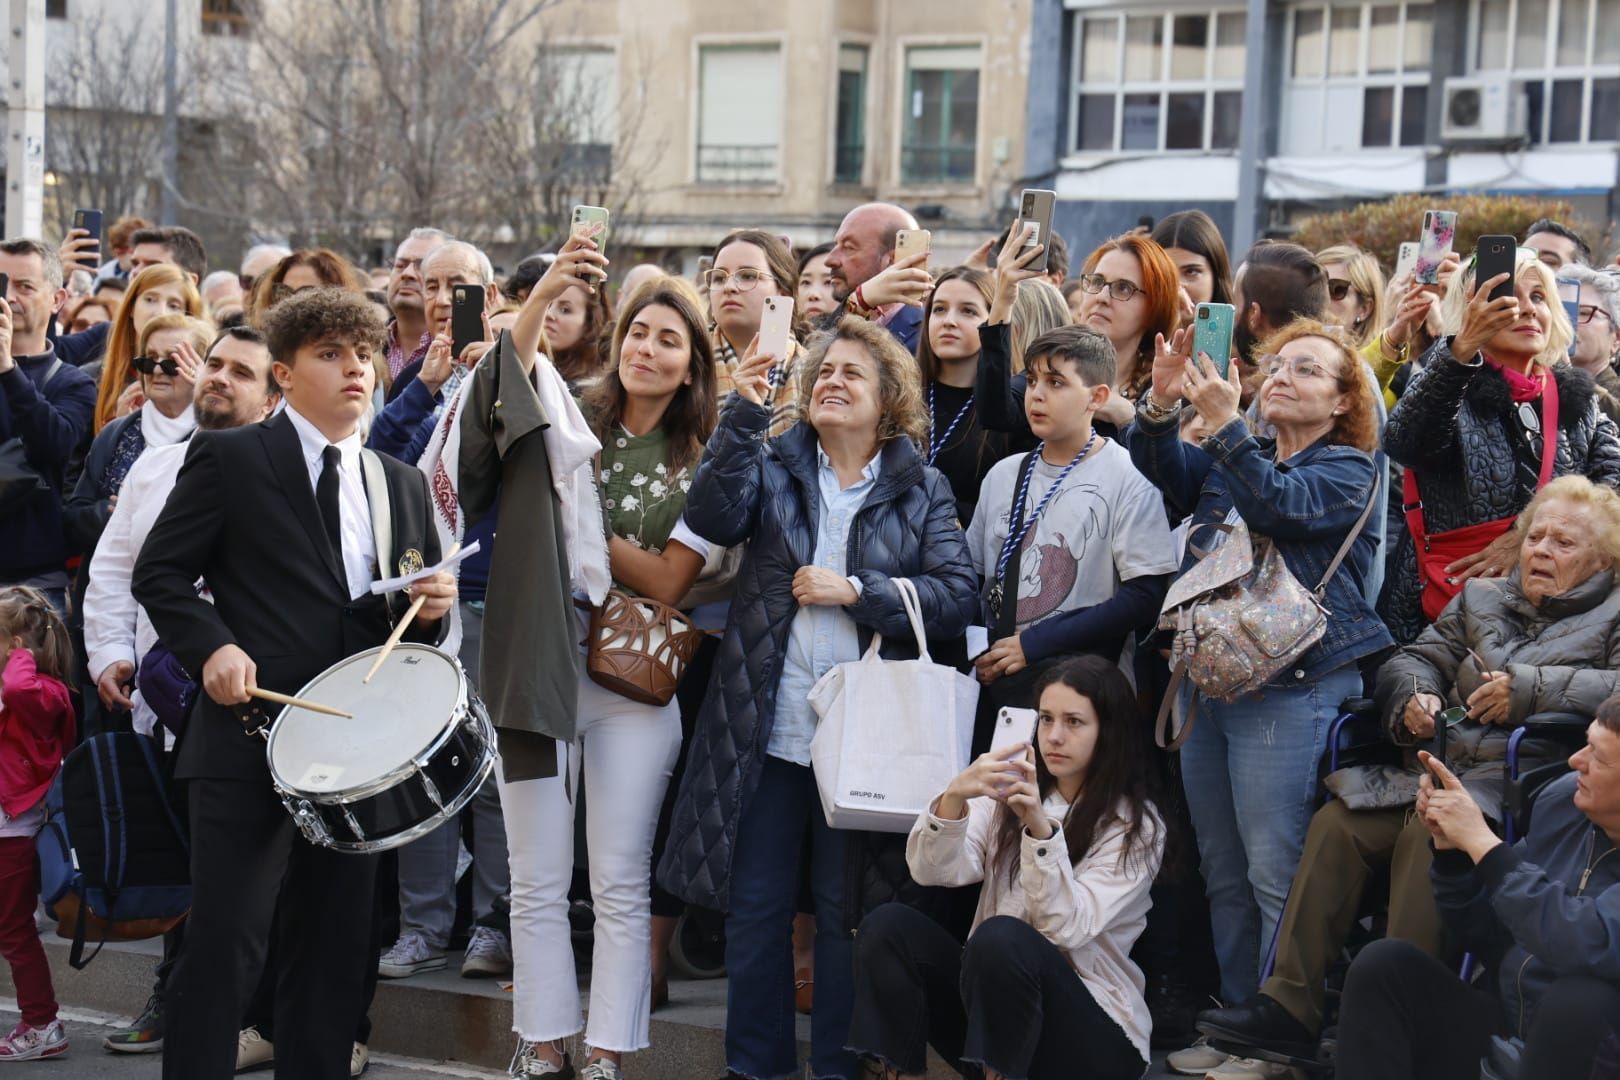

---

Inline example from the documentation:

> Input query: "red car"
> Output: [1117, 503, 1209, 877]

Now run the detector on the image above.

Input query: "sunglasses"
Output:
[132, 355, 180, 376]
[1327, 279, 1360, 303]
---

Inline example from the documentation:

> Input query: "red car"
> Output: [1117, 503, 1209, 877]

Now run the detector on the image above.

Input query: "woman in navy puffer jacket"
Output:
[657, 317, 979, 1080]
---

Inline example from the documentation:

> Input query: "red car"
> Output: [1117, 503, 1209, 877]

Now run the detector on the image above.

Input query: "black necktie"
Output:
[317, 445, 343, 564]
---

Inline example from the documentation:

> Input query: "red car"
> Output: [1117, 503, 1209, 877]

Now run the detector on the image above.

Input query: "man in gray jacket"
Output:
[1333, 694, 1620, 1079]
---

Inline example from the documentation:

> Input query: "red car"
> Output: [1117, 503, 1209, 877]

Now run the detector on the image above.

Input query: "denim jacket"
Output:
[1129, 411, 1393, 684]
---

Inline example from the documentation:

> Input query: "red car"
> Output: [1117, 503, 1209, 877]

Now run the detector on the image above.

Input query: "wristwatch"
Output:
[1139, 395, 1182, 423]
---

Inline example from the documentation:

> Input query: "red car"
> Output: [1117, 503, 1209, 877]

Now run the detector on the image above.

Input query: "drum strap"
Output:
[359, 449, 396, 618]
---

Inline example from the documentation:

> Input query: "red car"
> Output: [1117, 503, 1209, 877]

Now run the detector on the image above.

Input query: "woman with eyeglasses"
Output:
[707, 229, 804, 437]
[66, 314, 212, 555]
[1129, 318, 1391, 1012]
[1381, 246, 1620, 645]
[91, 265, 204, 433]
[1317, 246, 1386, 351]
[1073, 233, 1181, 436]
[1561, 265, 1620, 423]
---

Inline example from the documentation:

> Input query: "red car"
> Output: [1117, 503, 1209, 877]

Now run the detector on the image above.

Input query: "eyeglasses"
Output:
[132, 355, 180, 376]
[1579, 305, 1614, 326]
[1259, 354, 1336, 380]
[1327, 279, 1360, 303]
[702, 268, 771, 292]
[1077, 273, 1143, 302]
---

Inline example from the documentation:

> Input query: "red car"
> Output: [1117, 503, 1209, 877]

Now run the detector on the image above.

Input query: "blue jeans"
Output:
[724, 755, 857, 1080]
[1180, 665, 1361, 1005]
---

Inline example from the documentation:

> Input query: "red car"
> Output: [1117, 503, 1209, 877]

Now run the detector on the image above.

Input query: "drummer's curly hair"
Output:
[262, 287, 386, 366]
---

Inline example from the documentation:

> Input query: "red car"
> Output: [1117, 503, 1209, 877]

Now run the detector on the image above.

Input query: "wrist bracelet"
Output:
[1139, 395, 1182, 423]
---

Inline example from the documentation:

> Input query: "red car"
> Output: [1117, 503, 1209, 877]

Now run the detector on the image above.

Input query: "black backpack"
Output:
[36, 732, 190, 968]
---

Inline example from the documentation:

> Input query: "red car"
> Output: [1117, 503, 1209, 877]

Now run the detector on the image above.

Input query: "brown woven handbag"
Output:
[581, 590, 706, 706]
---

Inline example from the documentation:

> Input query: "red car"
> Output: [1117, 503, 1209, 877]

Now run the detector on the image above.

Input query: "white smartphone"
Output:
[895, 228, 932, 267]
[988, 707, 1037, 763]
[1394, 241, 1419, 281]
[759, 295, 793, 360]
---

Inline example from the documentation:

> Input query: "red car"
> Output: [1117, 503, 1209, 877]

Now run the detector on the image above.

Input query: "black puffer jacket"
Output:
[1381, 342, 1620, 643]
[656, 398, 979, 926]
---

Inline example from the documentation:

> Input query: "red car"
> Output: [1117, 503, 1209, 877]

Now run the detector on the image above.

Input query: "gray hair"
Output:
[1560, 264, 1620, 331]
[240, 243, 292, 275]
[423, 240, 494, 286]
[0, 239, 63, 289]
[394, 228, 453, 263]
[200, 269, 240, 296]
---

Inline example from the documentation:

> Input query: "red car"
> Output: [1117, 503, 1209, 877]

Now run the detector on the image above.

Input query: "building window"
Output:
[834, 45, 868, 184]
[1071, 9, 1246, 154]
[1288, 3, 1433, 149]
[541, 47, 617, 183]
[201, 0, 250, 36]
[45, 0, 66, 18]
[696, 44, 783, 184]
[901, 46, 980, 184]
[1474, 0, 1620, 143]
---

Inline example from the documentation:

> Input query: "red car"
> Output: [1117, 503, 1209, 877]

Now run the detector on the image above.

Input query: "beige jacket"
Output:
[907, 792, 1163, 1062]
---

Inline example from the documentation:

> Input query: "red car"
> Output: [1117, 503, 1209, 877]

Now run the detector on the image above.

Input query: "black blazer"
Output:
[133, 411, 444, 782]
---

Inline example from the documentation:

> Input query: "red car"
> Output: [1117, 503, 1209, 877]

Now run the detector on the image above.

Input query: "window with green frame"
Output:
[902, 46, 980, 184]
[835, 45, 868, 184]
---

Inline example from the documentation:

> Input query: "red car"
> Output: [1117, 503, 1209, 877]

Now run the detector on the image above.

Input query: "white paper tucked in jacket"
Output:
[906, 791, 1164, 1063]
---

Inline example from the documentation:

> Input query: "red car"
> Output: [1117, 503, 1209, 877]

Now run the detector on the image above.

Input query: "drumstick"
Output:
[363, 542, 460, 684]
[248, 687, 353, 719]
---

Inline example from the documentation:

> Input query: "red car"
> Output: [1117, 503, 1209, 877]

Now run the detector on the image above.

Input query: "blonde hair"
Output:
[1317, 244, 1387, 350]
[136, 314, 216, 373]
[1010, 279, 1072, 375]
[1517, 475, 1620, 571]
[98, 265, 205, 432]
[794, 317, 928, 446]
[1442, 247, 1574, 366]
[0, 586, 72, 685]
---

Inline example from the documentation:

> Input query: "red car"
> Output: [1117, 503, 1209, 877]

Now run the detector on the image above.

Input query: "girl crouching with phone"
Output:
[849, 656, 1162, 1080]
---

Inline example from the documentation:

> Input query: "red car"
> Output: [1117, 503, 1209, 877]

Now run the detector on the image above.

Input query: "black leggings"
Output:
[1337, 937, 1620, 1080]
[849, 904, 1145, 1080]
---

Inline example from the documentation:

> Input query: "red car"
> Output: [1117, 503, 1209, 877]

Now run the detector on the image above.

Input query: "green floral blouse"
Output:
[598, 423, 693, 555]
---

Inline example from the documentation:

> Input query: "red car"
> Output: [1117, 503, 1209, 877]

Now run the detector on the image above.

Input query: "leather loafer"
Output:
[1196, 995, 1317, 1060]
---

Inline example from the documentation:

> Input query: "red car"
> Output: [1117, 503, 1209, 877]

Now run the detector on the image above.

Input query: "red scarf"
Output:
[1483, 355, 1546, 403]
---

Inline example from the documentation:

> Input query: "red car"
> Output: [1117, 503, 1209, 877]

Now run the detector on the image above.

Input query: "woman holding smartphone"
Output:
[849, 656, 1163, 1080]
[492, 256, 721, 1080]
[1073, 234, 1181, 434]
[707, 229, 803, 435]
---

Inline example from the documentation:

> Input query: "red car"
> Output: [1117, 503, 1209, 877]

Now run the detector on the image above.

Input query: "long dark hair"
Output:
[916, 266, 993, 384]
[992, 656, 1159, 890]
[581, 278, 718, 474]
[547, 283, 613, 384]
[1151, 209, 1235, 307]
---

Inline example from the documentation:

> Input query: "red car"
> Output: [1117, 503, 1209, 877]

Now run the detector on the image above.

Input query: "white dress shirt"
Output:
[283, 405, 377, 600]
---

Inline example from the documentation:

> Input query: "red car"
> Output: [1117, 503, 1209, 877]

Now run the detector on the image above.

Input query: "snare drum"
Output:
[266, 644, 495, 854]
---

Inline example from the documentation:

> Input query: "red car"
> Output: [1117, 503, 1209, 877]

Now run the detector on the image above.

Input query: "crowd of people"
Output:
[0, 195, 1618, 1080]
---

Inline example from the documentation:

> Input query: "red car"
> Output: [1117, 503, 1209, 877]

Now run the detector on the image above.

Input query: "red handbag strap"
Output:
[1402, 368, 1560, 546]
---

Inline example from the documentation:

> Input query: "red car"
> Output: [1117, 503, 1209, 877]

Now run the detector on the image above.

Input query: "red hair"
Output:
[1081, 233, 1181, 397]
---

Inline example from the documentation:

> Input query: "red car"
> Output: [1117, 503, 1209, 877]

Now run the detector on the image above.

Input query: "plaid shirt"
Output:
[713, 332, 801, 438]
[385, 319, 432, 382]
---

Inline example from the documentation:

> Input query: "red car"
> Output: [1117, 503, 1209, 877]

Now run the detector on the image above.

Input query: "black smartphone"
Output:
[73, 208, 103, 261]
[1475, 234, 1518, 303]
[0, 273, 11, 306]
[451, 284, 485, 358]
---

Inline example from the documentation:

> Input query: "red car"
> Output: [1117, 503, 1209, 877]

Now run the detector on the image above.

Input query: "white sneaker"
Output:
[578, 1060, 623, 1080]
[0, 1019, 68, 1061]
[1167, 1037, 1232, 1075]
[351, 1041, 370, 1077]
[1205, 1058, 1295, 1079]
[509, 1039, 572, 1077]
[462, 925, 514, 979]
[378, 931, 447, 978]
[235, 1026, 273, 1072]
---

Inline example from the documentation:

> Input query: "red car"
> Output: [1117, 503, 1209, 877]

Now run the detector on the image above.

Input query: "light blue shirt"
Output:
[769, 447, 880, 766]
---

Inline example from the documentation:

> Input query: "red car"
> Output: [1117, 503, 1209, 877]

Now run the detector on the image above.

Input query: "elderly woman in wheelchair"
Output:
[1195, 474, 1620, 1068]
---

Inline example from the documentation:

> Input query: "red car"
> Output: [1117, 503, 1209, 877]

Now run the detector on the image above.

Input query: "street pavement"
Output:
[0, 1002, 506, 1078]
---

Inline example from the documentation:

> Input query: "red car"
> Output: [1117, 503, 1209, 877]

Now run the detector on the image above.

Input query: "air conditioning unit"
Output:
[1441, 76, 1529, 144]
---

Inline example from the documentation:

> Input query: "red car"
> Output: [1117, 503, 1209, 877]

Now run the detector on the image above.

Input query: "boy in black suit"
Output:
[134, 288, 455, 1080]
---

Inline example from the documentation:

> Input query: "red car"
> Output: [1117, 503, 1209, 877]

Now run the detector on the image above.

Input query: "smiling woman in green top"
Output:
[500, 274, 720, 1080]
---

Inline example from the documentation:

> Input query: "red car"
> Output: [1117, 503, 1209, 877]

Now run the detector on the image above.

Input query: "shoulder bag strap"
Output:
[1314, 472, 1383, 596]
[1536, 370, 1559, 488]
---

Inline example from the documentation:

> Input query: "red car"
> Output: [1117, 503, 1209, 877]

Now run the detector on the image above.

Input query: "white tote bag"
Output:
[807, 577, 979, 833]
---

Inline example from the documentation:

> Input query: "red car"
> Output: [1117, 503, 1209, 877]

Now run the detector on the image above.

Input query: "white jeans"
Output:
[497, 669, 682, 1053]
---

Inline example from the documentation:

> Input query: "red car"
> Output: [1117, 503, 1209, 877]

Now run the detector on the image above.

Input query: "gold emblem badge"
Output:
[398, 549, 425, 577]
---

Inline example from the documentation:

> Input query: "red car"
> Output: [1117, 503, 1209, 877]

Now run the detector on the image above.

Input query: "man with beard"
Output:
[822, 202, 934, 352]
[1232, 240, 1329, 365]
[382, 228, 451, 401]
[83, 325, 281, 1055]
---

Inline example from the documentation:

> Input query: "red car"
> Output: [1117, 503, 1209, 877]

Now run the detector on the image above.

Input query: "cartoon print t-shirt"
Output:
[965, 439, 1179, 632]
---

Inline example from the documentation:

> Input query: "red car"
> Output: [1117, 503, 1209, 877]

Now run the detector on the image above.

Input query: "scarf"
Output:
[138, 399, 196, 447]
[1483, 355, 1546, 403]
[415, 340, 610, 655]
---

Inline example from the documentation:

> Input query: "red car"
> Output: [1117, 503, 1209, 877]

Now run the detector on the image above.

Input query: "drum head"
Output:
[267, 644, 464, 795]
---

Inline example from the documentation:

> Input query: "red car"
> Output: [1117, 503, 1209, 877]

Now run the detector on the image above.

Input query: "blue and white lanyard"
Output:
[927, 382, 976, 466]
[994, 434, 1098, 582]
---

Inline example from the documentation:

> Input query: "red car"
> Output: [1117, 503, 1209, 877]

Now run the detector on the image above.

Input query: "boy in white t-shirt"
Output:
[966, 326, 1178, 744]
